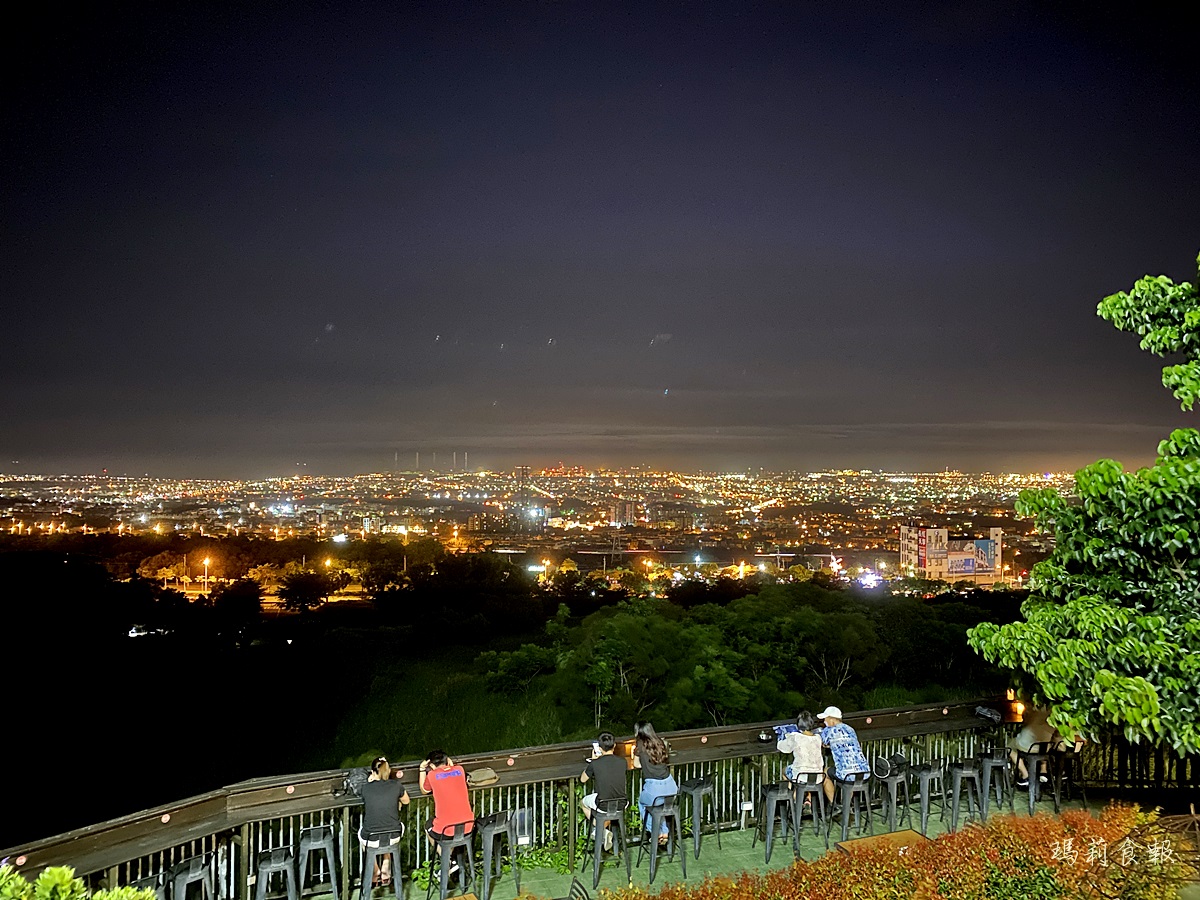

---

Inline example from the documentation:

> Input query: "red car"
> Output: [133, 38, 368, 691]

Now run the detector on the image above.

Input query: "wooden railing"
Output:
[2, 698, 1016, 894]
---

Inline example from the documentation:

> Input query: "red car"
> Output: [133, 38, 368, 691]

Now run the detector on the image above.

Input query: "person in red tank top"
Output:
[419, 749, 475, 840]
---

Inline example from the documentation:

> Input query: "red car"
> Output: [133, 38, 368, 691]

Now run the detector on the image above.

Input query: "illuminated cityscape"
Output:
[0, 466, 1069, 582]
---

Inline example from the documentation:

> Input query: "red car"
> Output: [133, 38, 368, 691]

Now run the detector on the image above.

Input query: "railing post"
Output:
[566, 779, 577, 870]
[237, 824, 249, 900]
[339, 808, 351, 900]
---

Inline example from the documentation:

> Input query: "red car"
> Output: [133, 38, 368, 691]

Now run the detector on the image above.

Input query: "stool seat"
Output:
[128, 872, 166, 900]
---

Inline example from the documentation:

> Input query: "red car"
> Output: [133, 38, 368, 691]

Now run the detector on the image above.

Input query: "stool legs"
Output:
[685, 786, 720, 860]
[257, 852, 299, 900]
[791, 785, 828, 853]
[361, 847, 400, 900]
[751, 790, 792, 863]
[949, 770, 980, 833]
[582, 813, 630, 890]
[300, 834, 339, 900]
[642, 814, 685, 884]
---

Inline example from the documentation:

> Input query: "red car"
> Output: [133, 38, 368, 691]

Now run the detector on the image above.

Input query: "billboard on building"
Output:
[946, 539, 996, 575]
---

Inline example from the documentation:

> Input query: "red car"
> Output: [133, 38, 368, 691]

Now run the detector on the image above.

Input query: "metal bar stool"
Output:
[679, 774, 721, 859]
[834, 772, 873, 842]
[425, 822, 474, 900]
[636, 794, 686, 884]
[915, 758, 946, 836]
[358, 829, 402, 900]
[978, 748, 1014, 819]
[579, 798, 631, 890]
[945, 758, 982, 832]
[790, 772, 829, 852]
[171, 853, 215, 900]
[298, 825, 339, 900]
[1019, 741, 1061, 815]
[750, 780, 795, 863]
[477, 810, 511, 900]
[872, 755, 911, 832]
[256, 848, 299, 900]
[1053, 740, 1088, 809]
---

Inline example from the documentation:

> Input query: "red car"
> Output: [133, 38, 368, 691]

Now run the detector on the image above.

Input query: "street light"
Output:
[203, 557, 211, 594]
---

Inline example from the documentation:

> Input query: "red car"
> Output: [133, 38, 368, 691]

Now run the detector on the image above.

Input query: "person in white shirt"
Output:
[777, 710, 824, 781]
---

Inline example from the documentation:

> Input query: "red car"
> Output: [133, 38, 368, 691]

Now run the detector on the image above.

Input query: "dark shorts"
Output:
[427, 824, 474, 841]
[827, 765, 869, 783]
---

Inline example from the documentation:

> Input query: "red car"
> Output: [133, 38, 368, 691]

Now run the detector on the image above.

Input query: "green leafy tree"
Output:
[277, 571, 333, 613]
[970, 251, 1200, 755]
[136, 550, 182, 586]
[246, 563, 284, 590]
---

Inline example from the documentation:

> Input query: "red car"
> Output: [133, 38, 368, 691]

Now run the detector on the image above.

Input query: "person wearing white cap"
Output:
[817, 706, 870, 803]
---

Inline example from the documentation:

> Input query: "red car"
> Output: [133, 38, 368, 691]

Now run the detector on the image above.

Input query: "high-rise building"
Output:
[608, 500, 637, 526]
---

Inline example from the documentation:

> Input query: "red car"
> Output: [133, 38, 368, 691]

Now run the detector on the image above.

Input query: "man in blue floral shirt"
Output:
[817, 705, 870, 803]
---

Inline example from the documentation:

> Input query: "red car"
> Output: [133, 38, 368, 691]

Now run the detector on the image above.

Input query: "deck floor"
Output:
[359, 791, 1088, 900]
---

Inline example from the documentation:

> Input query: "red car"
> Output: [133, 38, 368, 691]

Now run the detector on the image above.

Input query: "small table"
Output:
[835, 828, 931, 855]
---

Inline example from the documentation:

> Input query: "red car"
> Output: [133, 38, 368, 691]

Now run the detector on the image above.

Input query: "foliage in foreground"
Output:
[602, 805, 1187, 900]
[970, 251, 1200, 756]
[0, 866, 155, 900]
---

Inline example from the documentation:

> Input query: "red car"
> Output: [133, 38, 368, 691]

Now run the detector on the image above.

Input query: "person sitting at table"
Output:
[419, 750, 475, 843]
[778, 710, 824, 784]
[633, 721, 677, 846]
[817, 705, 870, 803]
[360, 757, 410, 886]
[580, 731, 627, 852]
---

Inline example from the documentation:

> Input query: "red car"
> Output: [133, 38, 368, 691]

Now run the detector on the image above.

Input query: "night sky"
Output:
[3, 2, 1198, 478]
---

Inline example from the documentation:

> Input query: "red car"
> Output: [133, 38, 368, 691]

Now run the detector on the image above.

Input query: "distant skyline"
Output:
[3, 2, 1197, 479]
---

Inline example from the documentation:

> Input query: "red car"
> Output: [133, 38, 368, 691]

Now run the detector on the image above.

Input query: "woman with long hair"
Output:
[633, 721, 678, 845]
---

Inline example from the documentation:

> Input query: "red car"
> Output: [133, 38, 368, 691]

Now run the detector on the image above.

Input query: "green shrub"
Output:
[0, 867, 153, 900]
[0, 866, 33, 900]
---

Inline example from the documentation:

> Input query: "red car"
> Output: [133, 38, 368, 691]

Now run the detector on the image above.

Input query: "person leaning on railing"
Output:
[777, 710, 824, 783]
[419, 750, 475, 843]
[361, 757, 410, 886]
[817, 705, 870, 803]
